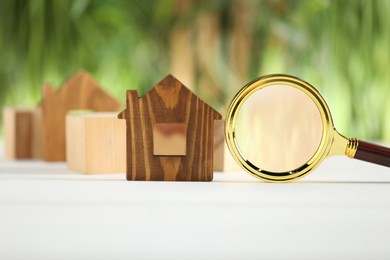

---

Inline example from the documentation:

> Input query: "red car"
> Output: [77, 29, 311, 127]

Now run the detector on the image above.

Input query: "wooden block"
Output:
[3, 106, 42, 159]
[213, 116, 242, 172]
[213, 118, 225, 171]
[118, 74, 222, 181]
[223, 142, 242, 172]
[40, 70, 122, 161]
[213, 117, 243, 172]
[66, 111, 126, 174]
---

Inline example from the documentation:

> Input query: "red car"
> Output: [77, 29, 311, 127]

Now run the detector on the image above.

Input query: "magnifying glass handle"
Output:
[353, 140, 390, 167]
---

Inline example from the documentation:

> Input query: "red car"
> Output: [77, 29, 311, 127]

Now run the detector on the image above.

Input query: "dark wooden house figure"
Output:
[118, 74, 222, 181]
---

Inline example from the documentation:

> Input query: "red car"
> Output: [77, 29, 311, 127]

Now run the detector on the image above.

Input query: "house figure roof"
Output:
[118, 74, 221, 120]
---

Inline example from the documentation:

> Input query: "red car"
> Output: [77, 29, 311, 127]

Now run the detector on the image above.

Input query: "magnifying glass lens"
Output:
[235, 84, 324, 173]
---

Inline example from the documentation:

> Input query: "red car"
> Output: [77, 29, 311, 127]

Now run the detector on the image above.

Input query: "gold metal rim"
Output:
[345, 138, 358, 158]
[225, 74, 336, 182]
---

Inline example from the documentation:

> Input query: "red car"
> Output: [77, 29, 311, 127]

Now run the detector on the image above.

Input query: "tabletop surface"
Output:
[1, 149, 390, 260]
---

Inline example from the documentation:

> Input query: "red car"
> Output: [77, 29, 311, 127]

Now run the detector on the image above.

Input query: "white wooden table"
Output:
[1, 149, 390, 259]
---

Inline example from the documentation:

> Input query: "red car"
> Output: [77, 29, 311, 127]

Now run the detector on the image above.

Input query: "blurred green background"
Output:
[0, 0, 389, 140]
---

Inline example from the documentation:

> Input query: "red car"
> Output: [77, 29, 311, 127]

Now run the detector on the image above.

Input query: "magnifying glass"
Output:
[225, 74, 390, 182]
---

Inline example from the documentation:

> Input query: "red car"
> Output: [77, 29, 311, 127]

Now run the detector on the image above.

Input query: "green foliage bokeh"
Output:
[0, 0, 389, 140]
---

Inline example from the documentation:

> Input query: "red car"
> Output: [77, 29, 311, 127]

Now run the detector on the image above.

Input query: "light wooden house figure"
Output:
[118, 74, 222, 181]
[40, 70, 121, 161]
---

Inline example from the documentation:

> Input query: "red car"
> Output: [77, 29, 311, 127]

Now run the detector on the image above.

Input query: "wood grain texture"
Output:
[354, 140, 390, 167]
[119, 74, 222, 181]
[40, 70, 121, 161]
[3, 107, 42, 159]
[66, 112, 126, 174]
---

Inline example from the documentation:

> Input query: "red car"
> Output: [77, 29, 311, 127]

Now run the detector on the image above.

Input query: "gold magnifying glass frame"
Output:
[225, 74, 357, 182]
